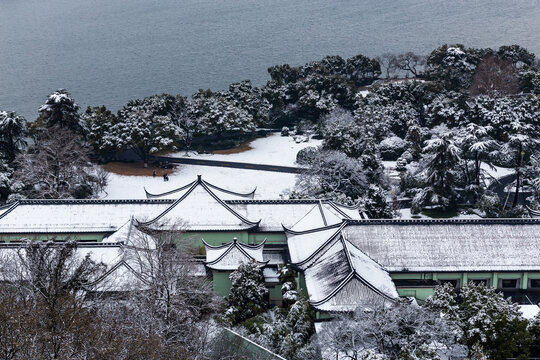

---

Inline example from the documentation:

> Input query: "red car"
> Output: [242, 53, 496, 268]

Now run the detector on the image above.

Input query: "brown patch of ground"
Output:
[102, 162, 178, 176]
[212, 138, 256, 155]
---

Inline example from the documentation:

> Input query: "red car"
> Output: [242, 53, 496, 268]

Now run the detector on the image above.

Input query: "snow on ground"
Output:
[170, 132, 322, 167]
[102, 164, 297, 200]
[520, 305, 540, 320]
[482, 163, 514, 182]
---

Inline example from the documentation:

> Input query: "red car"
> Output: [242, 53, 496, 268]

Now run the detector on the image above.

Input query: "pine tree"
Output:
[225, 260, 268, 325]
[0, 110, 27, 162]
[278, 265, 298, 308]
[426, 281, 531, 359]
[413, 132, 461, 212]
[33, 89, 86, 136]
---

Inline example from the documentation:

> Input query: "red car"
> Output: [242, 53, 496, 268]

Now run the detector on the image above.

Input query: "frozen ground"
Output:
[170, 132, 322, 167]
[102, 165, 297, 200]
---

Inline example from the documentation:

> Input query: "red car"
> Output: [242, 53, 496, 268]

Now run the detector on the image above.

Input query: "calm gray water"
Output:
[1, 0, 539, 120]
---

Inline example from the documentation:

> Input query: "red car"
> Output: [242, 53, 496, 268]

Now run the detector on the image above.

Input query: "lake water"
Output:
[1, 0, 539, 120]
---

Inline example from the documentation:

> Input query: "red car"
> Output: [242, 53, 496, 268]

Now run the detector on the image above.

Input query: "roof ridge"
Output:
[138, 180, 200, 225]
[0, 201, 19, 220]
[14, 199, 175, 205]
[296, 223, 347, 269]
[198, 181, 261, 227]
[318, 201, 328, 226]
[345, 218, 540, 225]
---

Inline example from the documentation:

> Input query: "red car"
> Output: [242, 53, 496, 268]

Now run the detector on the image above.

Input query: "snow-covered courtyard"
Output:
[102, 133, 322, 199]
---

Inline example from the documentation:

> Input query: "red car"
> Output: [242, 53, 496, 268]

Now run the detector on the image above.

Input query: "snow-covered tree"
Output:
[294, 149, 367, 204]
[222, 80, 270, 126]
[498, 44, 536, 68]
[425, 44, 484, 90]
[120, 226, 222, 357]
[0, 158, 14, 201]
[82, 105, 119, 154]
[33, 89, 86, 136]
[13, 128, 103, 199]
[317, 299, 460, 360]
[426, 282, 531, 359]
[278, 264, 298, 307]
[113, 105, 182, 165]
[345, 54, 381, 86]
[0, 110, 27, 162]
[412, 132, 461, 212]
[361, 184, 393, 219]
[189, 90, 256, 137]
[226, 260, 268, 325]
[321, 107, 364, 158]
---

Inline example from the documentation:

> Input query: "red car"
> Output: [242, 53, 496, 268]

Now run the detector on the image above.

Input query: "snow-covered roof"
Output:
[227, 199, 361, 232]
[302, 237, 398, 312]
[145, 175, 257, 200]
[204, 238, 268, 271]
[139, 177, 261, 231]
[342, 219, 540, 272]
[0, 199, 171, 233]
[286, 223, 344, 266]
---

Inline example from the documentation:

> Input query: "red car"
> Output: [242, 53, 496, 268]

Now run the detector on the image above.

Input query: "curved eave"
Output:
[205, 260, 269, 271]
[139, 177, 261, 228]
[326, 201, 359, 219]
[0, 201, 19, 220]
[309, 272, 396, 310]
[203, 180, 257, 199]
[282, 221, 344, 236]
[144, 180, 195, 199]
[205, 240, 269, 268]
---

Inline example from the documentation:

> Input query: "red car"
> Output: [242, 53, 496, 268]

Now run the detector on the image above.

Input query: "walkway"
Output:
[152, 156, 304, 174]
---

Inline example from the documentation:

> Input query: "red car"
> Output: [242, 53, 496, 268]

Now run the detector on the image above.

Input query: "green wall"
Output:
[392, 271, 540, 303]
[0, 233, 107, 242]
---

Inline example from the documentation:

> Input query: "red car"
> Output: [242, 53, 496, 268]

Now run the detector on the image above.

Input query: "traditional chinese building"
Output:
[1, 175, 540, 313]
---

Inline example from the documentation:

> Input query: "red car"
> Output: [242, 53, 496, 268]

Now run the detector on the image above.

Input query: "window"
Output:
[439, 279, 460, 288]
[393, 279, 438, 287]
[498, 279, 520, 289]
[469, 279, 490, 287]
[529, 279, 540, 289]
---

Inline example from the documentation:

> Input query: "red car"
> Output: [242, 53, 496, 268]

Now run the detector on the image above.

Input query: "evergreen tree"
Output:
[112, 107, 182, 166]
[33, 89, 86, 136]
[412, 132, 461, 212]
[362, 184, 393, 219]
[82, 105, 119, 154]
[278, 264, 298, 308]
[426, 282, 531, 359]
[0, 110, 27, 162]
[225, 260, 268, 325]
[0, 158, 14, 201]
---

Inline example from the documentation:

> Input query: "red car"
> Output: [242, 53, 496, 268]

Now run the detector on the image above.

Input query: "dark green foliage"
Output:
[226, 260, 268, 325]
[361, 184, 393, 219]
[0, 111, 27, 162]
[426, 282, 531, 359]
[33, 89, 86, 136]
